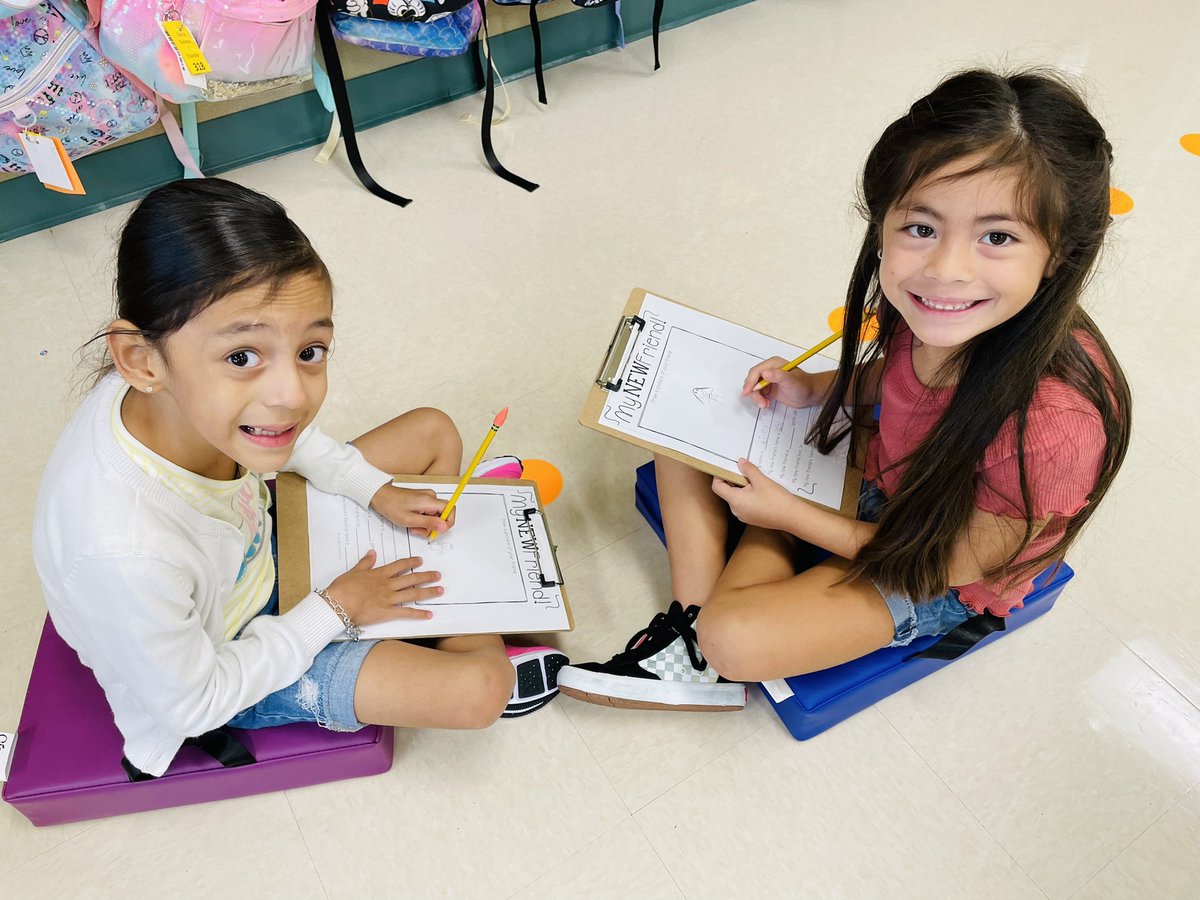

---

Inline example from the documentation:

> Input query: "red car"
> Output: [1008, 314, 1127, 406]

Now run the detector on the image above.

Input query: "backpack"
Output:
[316, 0, 536, 206]
[330, 0, 479, 55]
[0, 1, 160, 174]
[332, 0, 472, 23]
[94, 0, 318, 103]
[0, 0, 40, 18]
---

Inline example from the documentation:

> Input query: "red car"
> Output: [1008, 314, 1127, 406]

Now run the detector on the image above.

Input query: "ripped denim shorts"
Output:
[225, 591, 379, 733]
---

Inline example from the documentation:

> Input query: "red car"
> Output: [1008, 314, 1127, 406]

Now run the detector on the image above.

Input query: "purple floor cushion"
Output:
[3, 617, 394, 826]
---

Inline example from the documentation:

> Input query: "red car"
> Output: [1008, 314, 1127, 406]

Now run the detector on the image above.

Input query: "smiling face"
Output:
[879, 157, 1056, 373]
[125, 273, 334, 479]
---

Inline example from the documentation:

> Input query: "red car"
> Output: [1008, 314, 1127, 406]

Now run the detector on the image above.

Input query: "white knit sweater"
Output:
[32, 374, 392, 776]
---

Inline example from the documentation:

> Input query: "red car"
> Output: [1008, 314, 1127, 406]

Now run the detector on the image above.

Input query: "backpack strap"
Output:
[904, 611, 1007, 662]
[652, 0, 664, 70]
[613, 0, 626, 49]
[476, 0, 539, 191]
[157, 102, 205, 178]
[121, 728, 256, 782]
[314, 0, 413, 207]
[528, 1, 547, 104]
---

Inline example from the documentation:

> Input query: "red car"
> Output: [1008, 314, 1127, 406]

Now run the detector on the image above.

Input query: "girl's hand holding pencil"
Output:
[742, 357, 826, 410]
[744, 330, 844, 410]
[370, 485, 456, 537]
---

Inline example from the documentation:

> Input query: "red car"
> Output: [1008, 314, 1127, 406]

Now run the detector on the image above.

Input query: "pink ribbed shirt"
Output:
[863, 327, 1106, 616]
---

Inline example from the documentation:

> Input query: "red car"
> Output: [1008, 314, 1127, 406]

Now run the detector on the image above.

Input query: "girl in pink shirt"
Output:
[558, 69, 1131, 712]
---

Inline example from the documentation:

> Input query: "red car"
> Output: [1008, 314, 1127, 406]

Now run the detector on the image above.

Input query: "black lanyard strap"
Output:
[315, 0, 414, 207]
[122, 728, 257, 782]
[905, 611, 1007, 662]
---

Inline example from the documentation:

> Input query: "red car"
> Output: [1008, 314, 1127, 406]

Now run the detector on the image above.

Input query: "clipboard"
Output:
[275, 472, 574, 638]
[579, 288, 865, 518]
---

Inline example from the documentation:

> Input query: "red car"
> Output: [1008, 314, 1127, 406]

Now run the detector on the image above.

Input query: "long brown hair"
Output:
[809, 69, 1132, 603]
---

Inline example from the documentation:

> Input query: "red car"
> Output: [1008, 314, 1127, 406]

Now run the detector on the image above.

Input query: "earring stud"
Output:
[145, 386, 153, 393]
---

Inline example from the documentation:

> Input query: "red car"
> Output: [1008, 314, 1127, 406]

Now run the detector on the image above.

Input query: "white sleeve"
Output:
[283, 424, 391, 508]
[64, 554, 344, 739]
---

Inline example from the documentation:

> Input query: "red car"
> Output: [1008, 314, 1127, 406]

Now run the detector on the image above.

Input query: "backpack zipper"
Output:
[0, 29, 84, 120]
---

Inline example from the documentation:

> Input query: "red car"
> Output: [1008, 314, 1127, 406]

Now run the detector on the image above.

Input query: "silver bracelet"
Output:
[316, 588, 363, 642]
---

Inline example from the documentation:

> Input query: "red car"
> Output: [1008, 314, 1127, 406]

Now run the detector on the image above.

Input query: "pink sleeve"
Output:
[975, 404, 1105, 520]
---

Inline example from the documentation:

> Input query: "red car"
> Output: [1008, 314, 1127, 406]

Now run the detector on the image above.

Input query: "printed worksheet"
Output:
[598, 294, 850, 509]
[306, 481, 569, 639]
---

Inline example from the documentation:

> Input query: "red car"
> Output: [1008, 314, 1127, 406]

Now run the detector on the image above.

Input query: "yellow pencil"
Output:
[752, 330, 843, 392]
[430, 407, 509, 541]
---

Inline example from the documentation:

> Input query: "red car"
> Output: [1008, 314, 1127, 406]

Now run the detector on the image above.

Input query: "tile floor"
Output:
[3, 0, 1200, 897]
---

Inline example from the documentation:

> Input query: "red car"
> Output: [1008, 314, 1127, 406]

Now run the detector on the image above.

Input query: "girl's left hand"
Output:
[711, 459, 798, 532]
[370, 484, 456, 536]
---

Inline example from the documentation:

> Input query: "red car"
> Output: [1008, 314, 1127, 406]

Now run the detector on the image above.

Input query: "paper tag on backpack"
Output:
[0, 732, 16, 782]
[161, 21, 210, 89]
[17, 131, 85, 195]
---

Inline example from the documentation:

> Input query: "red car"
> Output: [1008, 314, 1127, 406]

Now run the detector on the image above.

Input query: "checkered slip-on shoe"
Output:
[502, 646, 569, 719]
[557, 601, 746, 711]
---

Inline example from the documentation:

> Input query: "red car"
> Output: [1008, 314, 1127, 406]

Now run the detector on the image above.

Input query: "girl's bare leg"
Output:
[655, 454, 729, 606]
[353, 638, 514, 729]
[348, 409, 513, 728]
[695, 526, 895, 683]
[349, 407, 463, 477]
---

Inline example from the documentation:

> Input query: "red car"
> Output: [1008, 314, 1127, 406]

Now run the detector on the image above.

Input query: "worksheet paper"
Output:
[598, 294, 850, 509]
[306, 481, 568, 639]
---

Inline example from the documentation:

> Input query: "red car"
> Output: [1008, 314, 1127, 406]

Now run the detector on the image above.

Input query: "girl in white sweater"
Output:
[33, 179, 546, 777]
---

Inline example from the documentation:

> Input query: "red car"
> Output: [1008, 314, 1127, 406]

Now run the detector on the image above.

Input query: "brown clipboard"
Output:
[275, 472, 574, 636]
[578, 288, 864, 519]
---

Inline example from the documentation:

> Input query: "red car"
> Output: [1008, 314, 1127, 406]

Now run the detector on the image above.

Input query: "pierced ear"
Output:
[106, 320, 163, 392]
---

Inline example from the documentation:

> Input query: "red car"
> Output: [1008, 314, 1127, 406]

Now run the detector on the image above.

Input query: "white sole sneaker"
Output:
[557, 665, 746, 712]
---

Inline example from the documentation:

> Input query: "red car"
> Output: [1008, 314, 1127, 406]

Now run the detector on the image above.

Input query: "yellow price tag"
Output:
[160, 21, 211, 76]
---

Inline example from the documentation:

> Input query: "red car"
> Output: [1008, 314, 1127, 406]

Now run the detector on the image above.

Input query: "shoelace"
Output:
[611, 601, 707, 672]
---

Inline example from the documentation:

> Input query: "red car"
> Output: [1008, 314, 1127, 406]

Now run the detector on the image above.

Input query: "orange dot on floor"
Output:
[520, 459, 563, 505]
[1181, 134, 1200, 157]
[1110, 187, 1134, 215]
[827, 306, 879, 341]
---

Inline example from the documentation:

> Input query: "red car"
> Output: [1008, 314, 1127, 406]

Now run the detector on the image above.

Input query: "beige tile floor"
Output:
[3, 0, 1200, 896]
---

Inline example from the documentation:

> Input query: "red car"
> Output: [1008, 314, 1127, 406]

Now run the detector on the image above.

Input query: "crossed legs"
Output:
[654, 454, 894, 684]
[348, 408, 515, 729]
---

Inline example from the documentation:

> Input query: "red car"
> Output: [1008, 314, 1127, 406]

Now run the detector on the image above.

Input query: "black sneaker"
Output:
[502, 646, 569, 719]
[557, 602, 746, 711]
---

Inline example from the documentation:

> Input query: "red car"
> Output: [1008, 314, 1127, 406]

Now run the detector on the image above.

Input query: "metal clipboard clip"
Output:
[594, 315, 645, 392]
[520, 508, 562, 587]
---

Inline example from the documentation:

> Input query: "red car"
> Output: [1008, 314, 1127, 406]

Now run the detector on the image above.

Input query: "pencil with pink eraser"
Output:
[430, 407, 509, 541]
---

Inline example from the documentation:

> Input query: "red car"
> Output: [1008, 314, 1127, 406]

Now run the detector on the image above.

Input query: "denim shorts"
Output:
[225, 592, 378, 733]
[857, 482, 973, 647]
[225, 491, 378, 733]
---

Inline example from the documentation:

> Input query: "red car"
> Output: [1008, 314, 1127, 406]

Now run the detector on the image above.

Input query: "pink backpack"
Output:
[95, 0, 317, 103]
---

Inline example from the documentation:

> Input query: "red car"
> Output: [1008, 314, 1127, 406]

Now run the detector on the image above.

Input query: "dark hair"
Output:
[809, 69, 1132, 602]
[89, 177, 329, 377]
